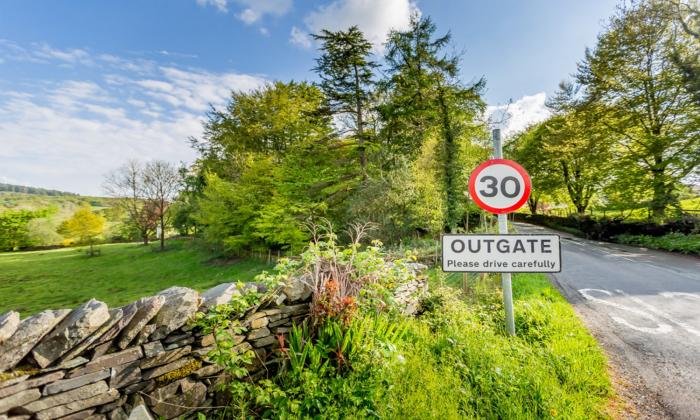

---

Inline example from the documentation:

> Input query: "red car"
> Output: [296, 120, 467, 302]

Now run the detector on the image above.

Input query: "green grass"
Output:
[0, 239, 272, 316]
[614, 232, 700, 255]
[380, 270, 613, 418]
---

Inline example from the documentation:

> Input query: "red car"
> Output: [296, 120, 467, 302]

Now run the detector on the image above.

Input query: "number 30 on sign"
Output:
[468, 159, 531, 214]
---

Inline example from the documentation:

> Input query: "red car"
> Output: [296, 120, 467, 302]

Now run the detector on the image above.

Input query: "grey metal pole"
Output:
[492, 129, 516, 336]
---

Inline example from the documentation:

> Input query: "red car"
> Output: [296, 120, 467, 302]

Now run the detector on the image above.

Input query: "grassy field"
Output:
[0, 239, 271, 316]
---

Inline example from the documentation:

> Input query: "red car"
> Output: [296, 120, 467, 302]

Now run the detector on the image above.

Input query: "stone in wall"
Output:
[0, 309, 70, 372]
[149, 288, 199, 341]
[117, 297, 164, 350]
[0, 312, 20, 344]
[32, 300, 111, 368]
[199, 283, 240, 311]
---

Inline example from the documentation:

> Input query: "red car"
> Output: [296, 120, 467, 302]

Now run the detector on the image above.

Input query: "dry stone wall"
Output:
[0, 266, 427, 420]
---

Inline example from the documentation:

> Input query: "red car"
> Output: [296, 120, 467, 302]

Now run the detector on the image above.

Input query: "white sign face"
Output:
[468, 159, 531, 214]
[442, 234, 561, 273]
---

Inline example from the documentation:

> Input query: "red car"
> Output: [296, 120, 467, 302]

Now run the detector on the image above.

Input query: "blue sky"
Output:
[0, 0, 620, 195]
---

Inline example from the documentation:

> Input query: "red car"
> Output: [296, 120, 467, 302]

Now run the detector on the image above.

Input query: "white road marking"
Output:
[614, 289, 700, 338]
[579, 288, 673, 334]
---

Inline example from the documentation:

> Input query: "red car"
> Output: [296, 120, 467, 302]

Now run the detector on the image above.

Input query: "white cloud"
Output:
[289, 26, 312, 49]
[300, 0, 419, 52]
[196, 0, 228, 13]
[234, 0, 292, 24]
[0, 41, 267, 195]
[486, 92, 551, 137]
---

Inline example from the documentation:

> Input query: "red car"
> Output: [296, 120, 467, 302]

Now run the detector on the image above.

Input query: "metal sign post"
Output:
[492, 128, 516, 336]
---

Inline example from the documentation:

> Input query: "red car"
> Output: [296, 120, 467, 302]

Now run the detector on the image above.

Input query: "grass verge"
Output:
[614, 232, 700, 255]
[378, 271, 612, 419]
[0, 239, 271, 316]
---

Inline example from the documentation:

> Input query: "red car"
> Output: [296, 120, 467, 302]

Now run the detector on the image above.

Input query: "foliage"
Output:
[57, 207, 106, 256]
[380, 273, 612, 419]
[576, 0, 700, 218]
[0, 239, 271, 316]
[0, 208, 51, 251]
[614, 232, 700, 254]
[313, 26, 378, 171]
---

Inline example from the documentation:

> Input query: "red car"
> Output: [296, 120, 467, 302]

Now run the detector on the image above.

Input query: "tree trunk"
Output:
[437, 85, 457, 232]
[650, 168, 668, 219]
[143, 233, 149, 245]
[528, 194, 539, 215]
[353, 63, 366, 174]
[160, 218, 165, 250]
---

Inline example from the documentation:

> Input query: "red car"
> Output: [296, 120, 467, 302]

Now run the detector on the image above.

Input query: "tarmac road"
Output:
[513, 222, 700, 419]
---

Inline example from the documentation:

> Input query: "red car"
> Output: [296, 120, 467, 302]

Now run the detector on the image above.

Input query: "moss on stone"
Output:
[155, 359, 202, 384]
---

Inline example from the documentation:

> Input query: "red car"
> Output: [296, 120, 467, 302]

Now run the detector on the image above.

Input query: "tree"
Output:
[195, 81, 332, 179]
[506, 122, 562, 214]
[171, 165, 205, 236]
[670, 0, 700, 105]
[577, 0, 700, 218]
[103, 160, 157, 245]
[381, 16, 486, 231]
[314, 26, 378, 173]
[540, 82, 614, 214]
[57, 207, 105, 256]
[0, 209, 49, 251]
[142, 160, 180, 250]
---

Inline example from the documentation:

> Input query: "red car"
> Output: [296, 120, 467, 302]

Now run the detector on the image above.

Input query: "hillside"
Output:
[0, 191, 120, 247]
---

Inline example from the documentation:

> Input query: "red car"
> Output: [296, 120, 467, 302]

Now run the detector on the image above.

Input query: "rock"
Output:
[233, 342, 252, 354]
[93, 304, 138, 348]
[200, 283, 240, 310]
[268, 317, 291, 328]
[32, 300, 110, 369]
[22, 381, 108, 413]
[43, 369, 110, 396]
[98, 395, 126, 414]
[0, 375, 29, 390]
[0, 312, 19, 345]
[107, 407, 128, 420]
[139, 346, 191, 370]
[141, 357, 194, 381]
[68, 347, 143, 378]
[0, 388, 41, 414]
[162, 333, 191, 345]
[141, 342, 163, 358]
[109, 361, 141, 389]
[133, 325, 155, 346]
[122, 381, 154, 396]
[34, 388, 119, 420]
[193, 364, 223, 379]
[41, 356, 89, 374]
[0, 371, 65, 399]
[59, 309, 124, 364]
[251, 335, 277, 348]
[242, 282, 267, 294]
[148, 378, 205, 419]
[250, 317, 269, 329]
[283, 276, 312, 302]
[52, 408, 95, 420]
[86, 414, 107, 420]
[0, 309, 70, 372]
[117, 297, 164, 350]
[246, 328, 270, 340]
[279, 303, 309, 315]
[127, 405, 153, 420]
[163, 337, 194, 351]
[149, 288, 200, 341]
[91, 342, 113, 360]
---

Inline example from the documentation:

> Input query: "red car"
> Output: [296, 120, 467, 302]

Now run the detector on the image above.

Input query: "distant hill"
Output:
[0, 183, 78, 196]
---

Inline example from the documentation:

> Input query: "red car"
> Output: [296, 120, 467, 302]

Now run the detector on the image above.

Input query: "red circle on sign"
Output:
[468, 158, 531, 214]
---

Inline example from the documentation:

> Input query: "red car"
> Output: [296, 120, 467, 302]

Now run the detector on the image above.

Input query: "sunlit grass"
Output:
[0, 239, 271, 316]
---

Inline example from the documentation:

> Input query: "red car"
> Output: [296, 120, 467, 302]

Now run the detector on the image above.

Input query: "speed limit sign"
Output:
[468, 158, 531, 214]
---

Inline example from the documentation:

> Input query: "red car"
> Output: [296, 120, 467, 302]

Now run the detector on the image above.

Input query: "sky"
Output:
[0, 0, 620, 195]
